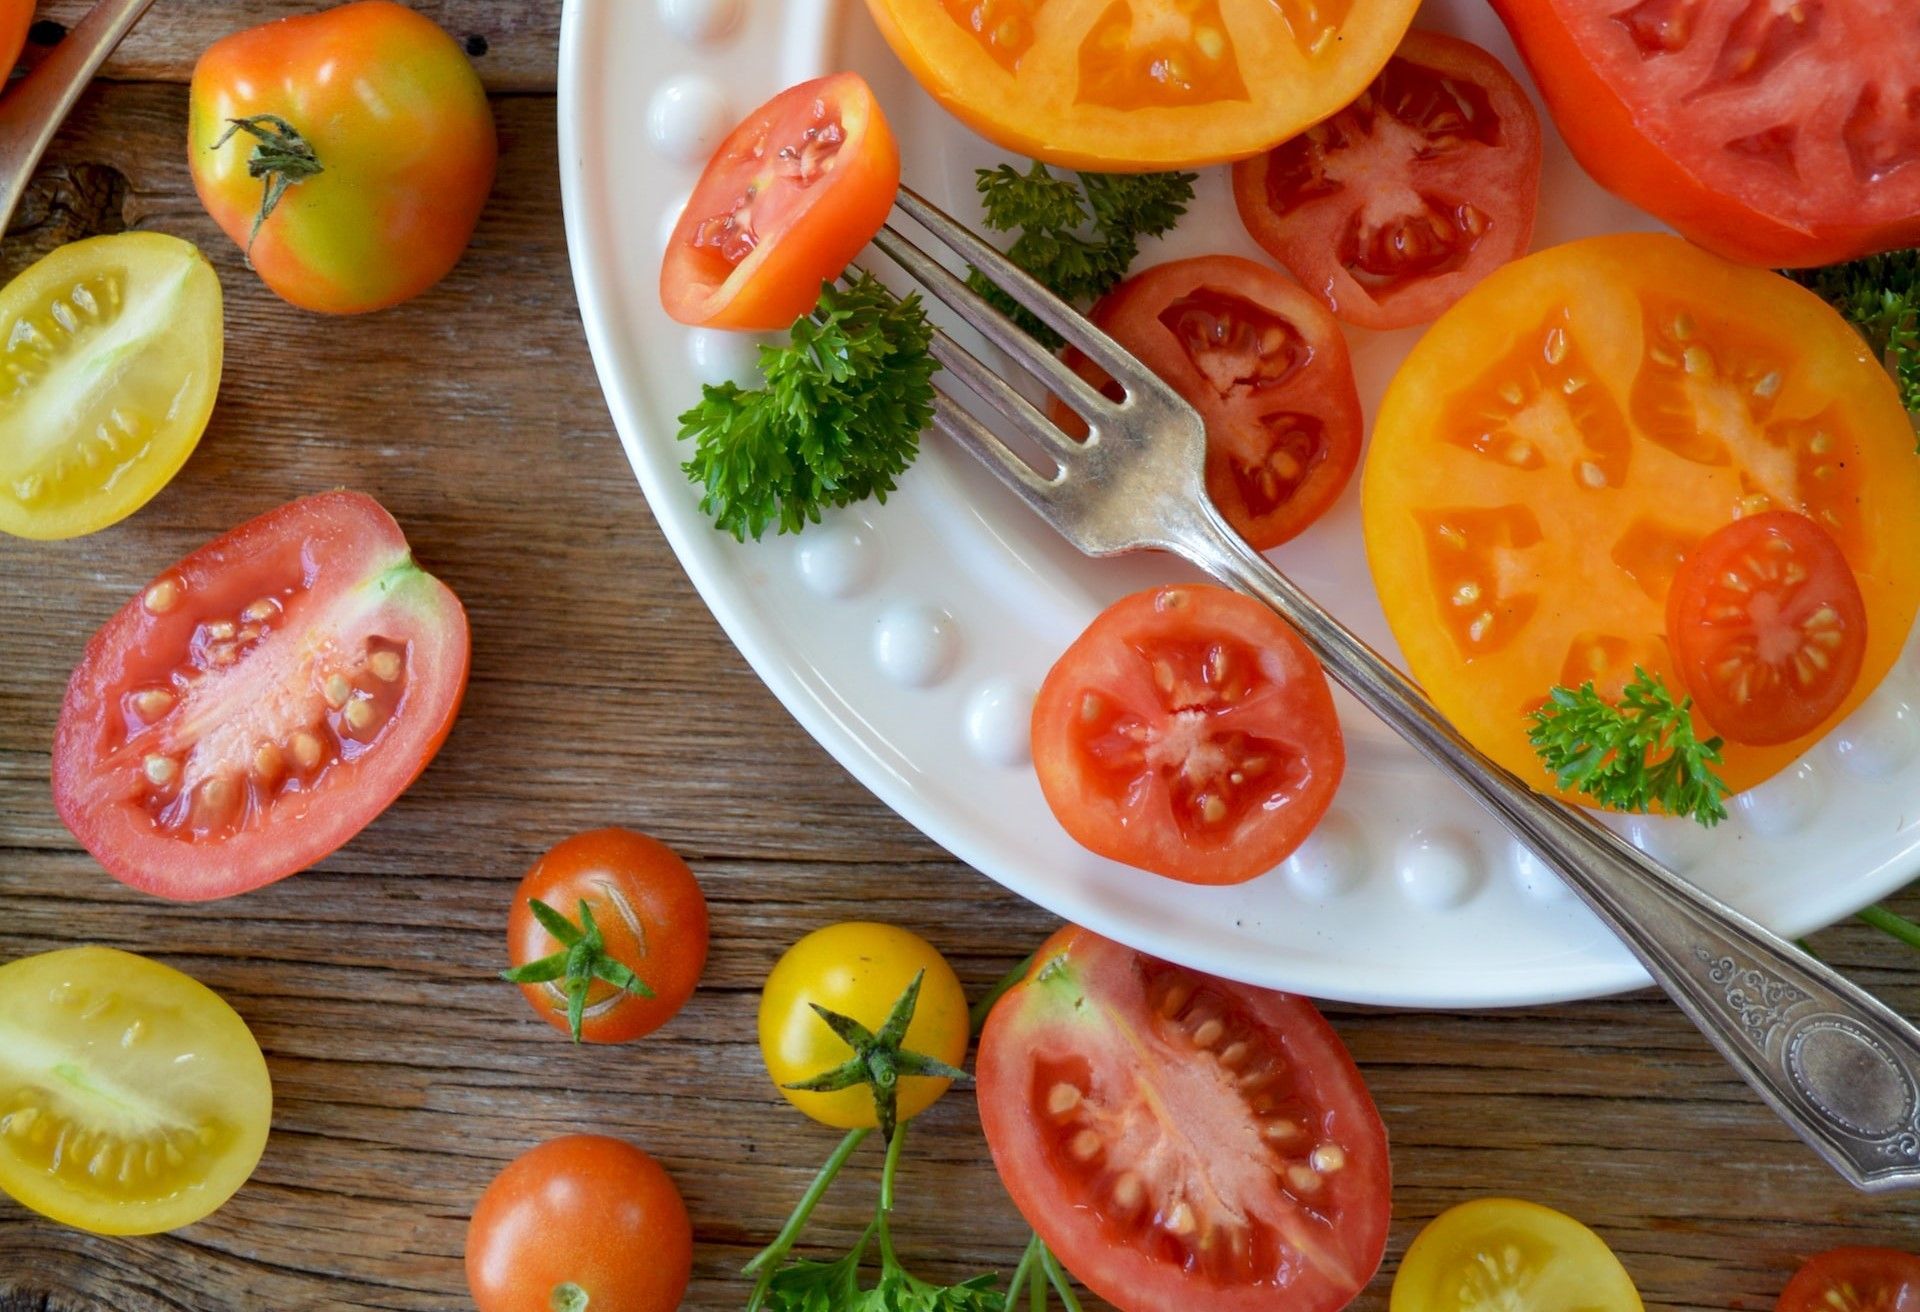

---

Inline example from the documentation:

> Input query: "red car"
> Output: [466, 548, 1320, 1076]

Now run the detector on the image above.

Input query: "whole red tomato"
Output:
[466, 1135, 692, 1312]
[187, 1, 496, 313]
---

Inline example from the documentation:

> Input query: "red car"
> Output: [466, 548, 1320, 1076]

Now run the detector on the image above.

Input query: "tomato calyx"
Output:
[210, 114, 325, 258]
[549, 1283, 589, 1312]
[780, 971, 969, 1142]
[501, 898, 656, 1044]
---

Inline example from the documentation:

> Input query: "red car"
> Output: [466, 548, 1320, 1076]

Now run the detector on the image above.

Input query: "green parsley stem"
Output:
[741, 1126, 870, 1278]
[1028, 1246, 1046, 1312]
[971, 954, 1036, 1037]
[1003, 1234, 1043, 1312]
[1858, 903, 1920, 951]
[1038, 1241, 1083, 1312]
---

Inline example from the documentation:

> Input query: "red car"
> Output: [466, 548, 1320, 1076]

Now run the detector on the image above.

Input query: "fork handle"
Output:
[1175, 500, 1920, 1192]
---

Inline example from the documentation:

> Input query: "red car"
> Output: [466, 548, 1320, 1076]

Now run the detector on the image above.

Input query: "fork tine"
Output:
[892, 286, 1089, 458]
[930, 387, 1060, 513]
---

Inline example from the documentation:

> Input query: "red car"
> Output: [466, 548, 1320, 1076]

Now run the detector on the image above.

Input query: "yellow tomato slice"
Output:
[0, 946, 272, 1235]
[862, 0, 1423, 170]
[0, 232, 223, 540]
[1363, 234, 1920, 800]
[1391, 1198, 1643, 1312]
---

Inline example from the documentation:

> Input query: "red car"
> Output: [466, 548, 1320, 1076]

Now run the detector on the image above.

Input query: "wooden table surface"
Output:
[3, 4, 1919, 1309]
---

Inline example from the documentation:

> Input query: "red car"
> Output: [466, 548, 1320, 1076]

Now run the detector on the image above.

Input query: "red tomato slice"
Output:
[1056, 257, 1363, 551]
[978, 926, 1391, 1312]
[1232, 31, 1542, 330]
[1777, 1248, 1920, 1312]
[1031, 584, 1343, 885]
[660, 73, 900, 331]
[1667, 510, 1867, 747]
[1490, 0, 1920, 266]
[53, 492, 470, 901]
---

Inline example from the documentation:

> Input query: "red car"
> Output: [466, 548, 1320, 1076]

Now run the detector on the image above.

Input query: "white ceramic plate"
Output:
[558, 0, 1920, 1007]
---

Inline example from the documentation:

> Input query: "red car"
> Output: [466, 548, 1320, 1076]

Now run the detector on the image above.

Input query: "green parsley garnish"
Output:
[966, 162, 1197, 349]
[1527, 667, 1732, 828]
[1786, 250, 1920, 439]
[678, 273, 939, 540]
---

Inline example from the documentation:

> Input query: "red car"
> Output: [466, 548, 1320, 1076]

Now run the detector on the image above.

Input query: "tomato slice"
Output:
[660, 74, 900, 331]
[1668, 510, 1868, 746]
[978, 927, 1390, 1312]
[1490, 0, 1920, 266]
[1056, 257, 1362, 551]
[53, 491, 470, 901]
[863, 0, 1422, 170]
[1232, 32, 1541, 330]
[0, 947, 273, 1236]
[1031, 584, 1343, 885]
[1391, 1198, 1643, 1312]
[1777, 1248, 1920, 1312]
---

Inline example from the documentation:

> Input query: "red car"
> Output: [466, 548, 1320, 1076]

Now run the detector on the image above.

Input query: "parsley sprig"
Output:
[1787, 250, 1920, 439]
[1528, 668, 1732, 827]
[966, 163, 1196, 349]
[678, 273, 939, 540]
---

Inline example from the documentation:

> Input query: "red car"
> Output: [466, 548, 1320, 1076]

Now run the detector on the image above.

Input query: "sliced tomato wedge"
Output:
[1777, 1249, 1920, 1312]
[53, 491, 470, 901]
[1232, 31, 1542, 330]
[1667, 510, 1868, 746]
[1056, 257, 1363, 551]
[977, 927, 1391, 1312]
[1031, 584, 1343, 885]
[660, 73, 900, 331]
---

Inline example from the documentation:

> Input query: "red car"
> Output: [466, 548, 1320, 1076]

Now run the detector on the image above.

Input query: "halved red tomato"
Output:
[1777, 1248, 1920, 1312]
[977, 926, 1391, 1312]
[1232, 31, 1542, 330]
[1490, 0, 1920, 267]
[1668, 510, 1868, 747]
[53, 491, 470, 901]
[660, 74, 900, 331]
[1032, 584, 1343, 885]
[1056, 257, 1362, 551]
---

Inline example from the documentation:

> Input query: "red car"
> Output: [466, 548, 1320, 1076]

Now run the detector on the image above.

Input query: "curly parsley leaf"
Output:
[678, 273, 939, 540]
[965, 162, 1197, 349]
[1527, 667, 1732, 827]
[1786, 250, 1920, 440]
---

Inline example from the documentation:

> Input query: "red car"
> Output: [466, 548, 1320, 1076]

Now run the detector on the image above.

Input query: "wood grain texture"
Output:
[3, 21, 1920, 1312]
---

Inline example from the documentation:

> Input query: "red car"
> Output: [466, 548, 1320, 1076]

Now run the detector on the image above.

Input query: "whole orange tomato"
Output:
[0, 2, 31, 86]
[187, 1, 496, 314]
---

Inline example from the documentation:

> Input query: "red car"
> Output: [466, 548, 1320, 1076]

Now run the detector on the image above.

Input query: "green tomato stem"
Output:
[741, 1126, 871, 1278]
[1859, 903, 1920, 951]
[1039, 1242, 1083, 1312]
[971, 953, 1035, 1037]
[875, 1122, 909, 1269]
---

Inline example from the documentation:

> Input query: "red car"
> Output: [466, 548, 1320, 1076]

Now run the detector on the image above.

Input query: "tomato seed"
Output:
[142, 579, 180, 613]
[241, 598, 277, 623]
[1069, 1129, 1102, 1163]
[1263, 1118, 1304, 1146]
[369, 650, 403, 683]
[1164, 1200, 1196, 1236]
[205, 620, 236, 641]
[291, 731, 324, 770]
[323, 675, 351, 708]
[132, 688, 175, 719]
[1218, 1041, 1250, 1069]
[1046, 1083, 1082, 1117]
[1110, 1172, 1145, 1215]
[1311, 1143, 1346, 1174]
[142, 755, 178, 787]
[1191, 1017, 1224, 1048]
[345, 697, 377, 733]
[1157, 977, 1195, 1018]
[1286, 1164, 1323, 1194]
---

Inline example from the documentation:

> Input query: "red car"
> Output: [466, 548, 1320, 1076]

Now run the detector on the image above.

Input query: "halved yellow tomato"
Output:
[0, 946, 272, 1235]
[1364, 234, 1920, 800]
[861, 0, 1423, 170]
[0, 232, 224, 540]
[1391, 1198, 1643, 1312]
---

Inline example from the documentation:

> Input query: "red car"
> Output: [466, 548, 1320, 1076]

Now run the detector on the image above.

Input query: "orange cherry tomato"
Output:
[0, 2, 31, 85]
[1776, 1248, 1920, 1312]
[661, 74, 900, 332]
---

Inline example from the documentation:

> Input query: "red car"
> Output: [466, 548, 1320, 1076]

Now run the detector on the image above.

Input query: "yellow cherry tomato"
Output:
[0, 947, 273, 1235]
[757, 922, 969, 1130]
[1392, 1198, 1644, 1312]
[0, 232, 223, 540]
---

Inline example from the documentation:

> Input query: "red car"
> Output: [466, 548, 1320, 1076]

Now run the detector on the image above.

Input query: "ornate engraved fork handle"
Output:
[1172, 498, 1920, 1192]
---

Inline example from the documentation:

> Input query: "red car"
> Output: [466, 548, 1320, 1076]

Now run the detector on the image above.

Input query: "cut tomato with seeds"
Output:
[1232, 32, 1541, 330]
[1032, 584, 1343, 885]
[53, 491, 470, 901]
[1775, 1247, 1920, 1312]
[1054, 258, 1363, 551]
[977, 927, 1390, 1312]
[1668, 510, 1867, 746]
[1390, 1197, 1643, 1312]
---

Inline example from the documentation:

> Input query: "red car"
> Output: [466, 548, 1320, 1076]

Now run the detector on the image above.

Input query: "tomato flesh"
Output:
[978, 927, 1390, 1312]
[1233, 32, 1541, 329]
[1777, 1248, 1920, 1312]
[53, 491, 470, 900]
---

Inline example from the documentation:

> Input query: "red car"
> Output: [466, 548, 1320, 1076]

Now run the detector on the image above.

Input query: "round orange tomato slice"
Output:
[1363, 233, 1920, 801]
[861, 0, 1423, 170]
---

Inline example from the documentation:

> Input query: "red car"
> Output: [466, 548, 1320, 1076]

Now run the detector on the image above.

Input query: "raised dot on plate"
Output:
[1735, 759, 1826, 838]
[1394, 828, 1482, 911]
[687, 328, 764, 387]
[1509, 841, 1574, 903]
[657, 0, 743, 44]
[1831, 695, 1920, 779]
[873, 605, 958, 689]
[646, 75, 732, 165]
[1614, 810, 1714, 872]
[963, 679, 1033, 767]
[1283, 810, 1365, 901]
[794, 519, 879, 600]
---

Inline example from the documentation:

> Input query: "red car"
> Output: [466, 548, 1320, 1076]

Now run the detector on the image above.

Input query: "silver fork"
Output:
[872, 184, 1920, 1193]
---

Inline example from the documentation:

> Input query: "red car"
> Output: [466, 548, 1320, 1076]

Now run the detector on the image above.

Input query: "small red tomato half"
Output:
[506, 829, 710, 1044]
[1667, 510, 1868, 747]
[1032, 584, 1344, 885]
[1057, 256, 1363, 550]
[1232, 31, 1542, 330]
[1777, 1248, 1920, 1312]
[661, 73, 900, 331]
[53, 491, 470, 901]
[978, 927, 1391, 1312]
[188, 1, 497, 314]
[466, 1135, 693, 1312]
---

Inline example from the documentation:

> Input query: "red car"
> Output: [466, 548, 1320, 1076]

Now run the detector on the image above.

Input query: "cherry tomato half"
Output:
[1777, 1248, 1920, 1312]
[661, 74, 900, 331]
[1392, 1198, 1643, 1312]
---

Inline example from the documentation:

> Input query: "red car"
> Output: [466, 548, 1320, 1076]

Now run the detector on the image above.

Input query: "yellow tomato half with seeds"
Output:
[1392, 1198, 1643, 1312]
